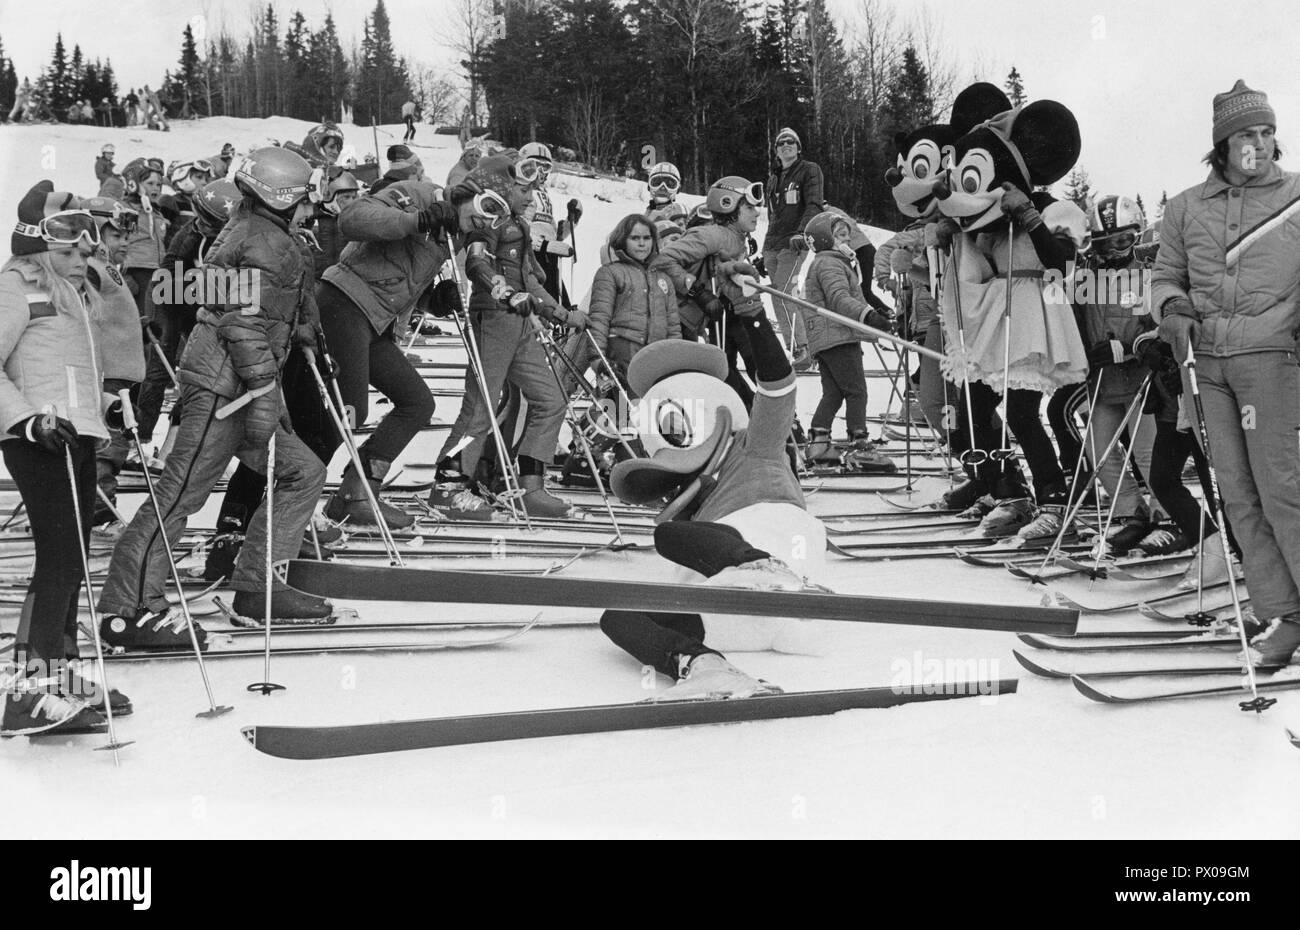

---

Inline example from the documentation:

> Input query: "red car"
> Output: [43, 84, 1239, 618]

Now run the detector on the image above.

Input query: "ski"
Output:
[1016, 632, 1237, 651]
[823, 517, 978, 537]
[280, 559, 1078, 634]
[206, 617, 593, 637]
[1013, 650, 1250, 680]
[241, 679, 1021, 760]
[1070, 672, 1300, 704]
[1137, 598, 1247, 623]
[101, 616, 543, 662]
[1287, 728, 1300, 749]
[1056, 554, 1193, 582]
[1049, 581, 1233, 614]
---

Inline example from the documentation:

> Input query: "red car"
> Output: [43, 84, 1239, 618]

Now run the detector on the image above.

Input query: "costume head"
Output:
[935, 99, 1081, 232]
[886, 82, 1011, 219]
[611, 341, 749, 523]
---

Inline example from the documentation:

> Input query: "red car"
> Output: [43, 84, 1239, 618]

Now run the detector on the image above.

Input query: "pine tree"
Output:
[308, 14, 350, 124]
[49, 32, 69, 113]
[1135, 192, 1145, 219]
[69, 44, 84, 105]
[1062, 167, 1092, 212]
[1004, 65, 1025, 107]
[354, 0, 412, 126]
[285, 11, 311, 119]
[1155, 190, 1168, 223]
[0, 34, 14, 115]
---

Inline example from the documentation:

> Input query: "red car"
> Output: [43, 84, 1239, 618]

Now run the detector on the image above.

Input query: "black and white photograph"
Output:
[0, 0, 1295, 867]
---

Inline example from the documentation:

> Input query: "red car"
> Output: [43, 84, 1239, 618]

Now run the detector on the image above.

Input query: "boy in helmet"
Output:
[429, 151, 588, 520]
[521, 141, 576, 307]
[97, 146, 334, 640]
[94, 144, 116, 187]
[645, 161, 682, 216]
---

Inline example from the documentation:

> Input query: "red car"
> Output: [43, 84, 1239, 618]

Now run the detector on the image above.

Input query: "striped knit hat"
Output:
[1213, 80, 1276, 144]
[11, 181, 77, 256]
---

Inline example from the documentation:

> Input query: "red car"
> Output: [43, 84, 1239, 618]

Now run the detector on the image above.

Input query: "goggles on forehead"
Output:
[308, 166, 333, 205]
[718, 180, 764, 207]
[472, 190, 512, 228]
[98, 202, 139, 234]
[15, 210, 101, 248]
[648, 173, 681, 195]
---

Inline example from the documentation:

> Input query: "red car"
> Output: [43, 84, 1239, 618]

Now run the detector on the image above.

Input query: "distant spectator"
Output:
[95, 144, 116, 186]
[401, 99, 417, 142]
[96, 97, 113, 127]
[123, 88, 139, 126]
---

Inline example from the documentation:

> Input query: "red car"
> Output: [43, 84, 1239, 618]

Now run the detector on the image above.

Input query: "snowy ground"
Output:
[1, 118, 1297, 840]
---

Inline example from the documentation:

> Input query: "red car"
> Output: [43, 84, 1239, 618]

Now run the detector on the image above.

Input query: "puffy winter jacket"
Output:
[1077, 257, 1154, 403]
[120, 196, 168, 271]
[0, 262, 109, 442]
[658, 224, 757, 334]
[587, 250, 681, 352]
[310, 214, 349, 280]
[800, 250, 875, 356]
[762, 157, 825, 252]
[1152, 162, 1300, 357]
[177, 201, 318, 402]
[874, 221, 939, 331]
[322, 180, 451, 333]
[464, 216, 557, 315]
[94, 155, 115, 185]
[155, 217, 216, 328]
[87, 257, 147, 384]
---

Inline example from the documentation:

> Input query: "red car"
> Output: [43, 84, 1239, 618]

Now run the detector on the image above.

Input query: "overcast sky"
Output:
[3, 0, 1297, 210]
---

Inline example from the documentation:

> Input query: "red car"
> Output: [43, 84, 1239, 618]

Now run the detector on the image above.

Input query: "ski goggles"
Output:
[513, 158, 544, 186]
[714, 180, 764, 209]
[87, 201, 139, 234]
[15, 210, 101, 248]
[308, 166, 339, 205]
[1092, 230, 1139, 255]
[648, 173, 681, 195]
[472, 190, 512, 229]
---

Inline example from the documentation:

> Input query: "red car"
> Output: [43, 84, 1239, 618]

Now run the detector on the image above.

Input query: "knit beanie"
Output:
[1213, 80, 1276, 144]
[469, 150, 523, 197]
[775, 127, 801, 150]
[385, 144, 424, 181]
[11, 180, 78, 256]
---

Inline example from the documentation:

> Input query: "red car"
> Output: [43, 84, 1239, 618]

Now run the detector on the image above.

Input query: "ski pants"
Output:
[137, 306, 195, 444]
[709, 306, 756, 410]
[403, 116, 415, 142]
[318, 282, 436, 466]
[811, 342, 867, 435]
[761, 247, 807, 359]
[97, 384, 327, 617]
[1149, 418, 1236, 553]
[3, 436, 97, 665]
[918, 318, 951, 443]
[94, 379, 138, 524]
[600, 521, 770, 678]
[438, 308, 566, 478]
[1047, 381, 1088, 477]
[1192, 351, 1300, 619]
[949, 381, 1058, 498]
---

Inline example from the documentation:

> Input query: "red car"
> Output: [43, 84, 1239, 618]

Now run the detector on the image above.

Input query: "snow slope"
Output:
[1, 117, 1297, 840]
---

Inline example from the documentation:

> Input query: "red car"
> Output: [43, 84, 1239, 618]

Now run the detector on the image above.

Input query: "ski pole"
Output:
[95, 486, 126, 526]
[116, 389, 232, 718]
[62, 440, 131, 763]
[1182, 345, 1271, 712]
[144, 326, 180, 390]
[933, 244, 986, 470]
[215, 382, 275, 421]
[735, 275, 943, 362]
[528, 316, 624, 543]
[302, 349, 403, 565]
[991, 224, 1015, 462]
[1085, 378, 1152, 580]
[247, 430, 284, 696]
[442, 258, 531, 528]
[583, 330, 636, 425]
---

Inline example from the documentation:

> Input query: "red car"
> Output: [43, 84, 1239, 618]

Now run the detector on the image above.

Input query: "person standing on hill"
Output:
[402, 100, 417, 142]
[762, 127, 824, 365]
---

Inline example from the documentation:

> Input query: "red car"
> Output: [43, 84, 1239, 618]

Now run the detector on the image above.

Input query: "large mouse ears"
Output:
[1009, 100, 1081, 186]
[949, 82, 1013, 136]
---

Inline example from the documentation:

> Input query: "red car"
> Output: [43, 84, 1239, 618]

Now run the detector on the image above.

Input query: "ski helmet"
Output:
[1089, 195, 1144, 237]
[100, 143, 115, 157]
[803, 211, 851, 252]
[234, 146, 314, 213]
[520, 142, 553, 164]
[470, 151, 532, 197]
[315, 169, 361, 216]
[705, 176, 763, 217]
[193, 178, 242, 228]
[310, 122, 344, 151]
[647, 162, 682, 196]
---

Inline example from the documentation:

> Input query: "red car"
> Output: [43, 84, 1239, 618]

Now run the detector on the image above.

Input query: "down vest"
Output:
[799, 250, 875, 355]
[323, 180, 452, 333]
[1152, 162, 1300, 357]
[177, 201, 318, 401]
[587, 250, 680, 352]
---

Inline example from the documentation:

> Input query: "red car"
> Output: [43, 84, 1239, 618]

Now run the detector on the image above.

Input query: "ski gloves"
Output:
[11, 414, 78, 455]
[1157, 297, 1198, 364]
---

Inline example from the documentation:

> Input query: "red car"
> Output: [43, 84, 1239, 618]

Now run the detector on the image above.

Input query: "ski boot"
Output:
[323, 451, 414, 531]
[1, 689, 105, 738]
[1094, 516, 1152, 558]
[842, 430, 897, 474]
[939, 478, 989, 514]
[309, 513, 344, 545]
[519, 456, 574, 519]
[803, 428, 841, 466]
[1244, 613, 1300, 667]
[1012, 483, 1072, 545]
[101, 607, 208, 652]
[1176, 535, 1238, 590]
[64, 660, 132, 717]
[651, 652, 783, 702]
[230, 588, 334, 623]
[1135, 525, 1191, 557]
[427, 457, 505, 522]
[979, 498, 1036, 538]
[203, 516, 244, 582]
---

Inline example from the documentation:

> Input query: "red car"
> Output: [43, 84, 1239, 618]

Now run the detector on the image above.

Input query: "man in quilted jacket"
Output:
[97, 147, 333, 645]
